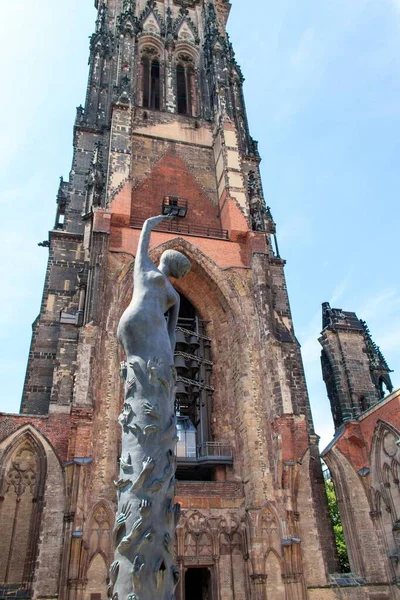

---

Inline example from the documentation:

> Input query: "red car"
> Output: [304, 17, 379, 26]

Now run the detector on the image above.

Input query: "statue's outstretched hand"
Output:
[145, 214, 174, 229]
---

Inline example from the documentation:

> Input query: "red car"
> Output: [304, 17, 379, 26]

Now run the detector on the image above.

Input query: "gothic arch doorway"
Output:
[185, 568, 212, 600]
[175, 566, 214, 600]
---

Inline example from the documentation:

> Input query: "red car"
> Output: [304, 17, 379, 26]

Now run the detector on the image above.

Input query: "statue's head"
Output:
[159, 250, 191, 279]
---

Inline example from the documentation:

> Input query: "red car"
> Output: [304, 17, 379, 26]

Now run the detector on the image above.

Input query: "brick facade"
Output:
[320, 303, 399, 598]
[323, 389, 400, 591]
[1, 1, 396, 600]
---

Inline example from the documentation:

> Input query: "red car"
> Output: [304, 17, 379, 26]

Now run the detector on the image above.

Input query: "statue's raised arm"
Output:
[134, 215, 172, 280]
[113, 215, 191, 600]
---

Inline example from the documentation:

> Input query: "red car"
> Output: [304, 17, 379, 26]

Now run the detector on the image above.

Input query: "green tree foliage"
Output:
[325, 478, 350, 572]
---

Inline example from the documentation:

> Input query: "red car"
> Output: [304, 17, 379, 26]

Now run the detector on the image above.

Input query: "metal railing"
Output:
[130, 217, 229, 240]
[197, 442, 233, 459]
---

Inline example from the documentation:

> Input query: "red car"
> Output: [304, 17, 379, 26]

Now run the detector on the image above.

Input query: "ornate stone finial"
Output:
[96, 2, 107, 33]
[360, 320, 392, 373]
[248, 171, 269, 232]
[75, 105, 84, 125]
[85, 143, 105, 209]
[123, 0, 135, 10]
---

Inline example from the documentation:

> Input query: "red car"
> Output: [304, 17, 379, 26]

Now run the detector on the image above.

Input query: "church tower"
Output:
[0, 2, 344, 600]
[320, 302, 393, 428]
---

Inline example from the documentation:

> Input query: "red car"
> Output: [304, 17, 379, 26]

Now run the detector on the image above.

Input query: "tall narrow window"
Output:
[142, 55, 150, 108]
[177, 64, 187, 115]
[176, 56, 197, 116]
[141, 52, 160, 110]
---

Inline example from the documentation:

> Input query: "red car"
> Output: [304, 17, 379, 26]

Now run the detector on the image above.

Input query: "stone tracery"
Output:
[0, 434, 44, 588]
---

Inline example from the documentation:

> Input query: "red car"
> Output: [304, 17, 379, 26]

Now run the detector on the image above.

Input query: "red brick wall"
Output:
[330, 390, 400, 472]
[129, 153, 221, 228]
[0, 409, 94, 463]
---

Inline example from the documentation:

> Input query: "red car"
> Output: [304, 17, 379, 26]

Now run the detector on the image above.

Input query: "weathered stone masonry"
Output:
[3, 1, 396, 600]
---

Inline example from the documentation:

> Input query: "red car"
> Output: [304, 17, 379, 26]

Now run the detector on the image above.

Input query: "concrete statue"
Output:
[110, 215, 191, 600]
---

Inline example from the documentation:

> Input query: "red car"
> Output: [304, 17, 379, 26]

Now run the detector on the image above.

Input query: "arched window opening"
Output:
[176, 55, 197, 116]
[177, 64, 187, 115]
[0, 436, 44, 589]
[323, 465, 351, 573]
[150, 60, 160, 110]
[141, 50, 160, 110]
[173, 292, 232, 480]
[360, 396, 367, 412]
[85, 553, 108, 600]
[379, 377, 390, 399]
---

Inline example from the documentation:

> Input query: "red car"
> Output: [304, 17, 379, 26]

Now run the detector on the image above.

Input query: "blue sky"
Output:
[0, 0, 398, 449]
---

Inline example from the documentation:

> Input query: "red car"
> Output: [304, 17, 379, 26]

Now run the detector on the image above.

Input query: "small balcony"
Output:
[162, 195, 188, 218]
[176, 442, 233, 464]
[176, 440, 233, 481]
[130, 217, 229, 241]
[197, 442, 233, 461]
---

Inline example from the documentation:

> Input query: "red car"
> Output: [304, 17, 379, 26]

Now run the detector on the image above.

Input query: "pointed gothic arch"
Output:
[85, 552, 109, 600]
[137, 1, 165, 37]
[0, 429, 46, 587]
[370, 420, 400, 581]
[324, 446, 387, 582]
[265, 549, 285, 600]
[86, 501, 114, 563]
[137, 35, 164, 111]
[0, 424, 65, 597]
[173, 45, 199, 117]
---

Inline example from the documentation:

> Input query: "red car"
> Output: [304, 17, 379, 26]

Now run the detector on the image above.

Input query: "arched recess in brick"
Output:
[0, 424, 65, 598]
[86, 501, 114, 565]
[219, 513, 248, 599]
[114, 237, 249, 454]
[370, 420, 400, 581]
[294, 450, 329, 587]
[0, 429, 45, 587]
[85, 552, 109, 600]
[324, 446, 387, 583]
[265, 549, 285, 600]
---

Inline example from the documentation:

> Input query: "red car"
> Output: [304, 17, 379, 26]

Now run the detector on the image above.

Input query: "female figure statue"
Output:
[110, 216, 191, 600]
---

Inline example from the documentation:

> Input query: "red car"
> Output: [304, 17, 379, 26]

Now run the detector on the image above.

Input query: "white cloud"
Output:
[330, 276, 350, 305]
[358, 288, 400, 321]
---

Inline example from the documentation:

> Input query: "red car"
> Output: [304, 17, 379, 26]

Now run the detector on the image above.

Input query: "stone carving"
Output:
[111, 215, 191, 600]
[5, 444, 37, 496]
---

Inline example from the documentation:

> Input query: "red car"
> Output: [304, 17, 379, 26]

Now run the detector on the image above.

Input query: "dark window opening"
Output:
[185, 568, 212, 600]
[142, 56, 160, 110]
[187, 66, 195, 114]
[360, 396, 367, 412]
[179, 293, 196, 320]
[177, 64, 187, 115]
[151, 60, 160, 110]
[142, 56, 150, 108]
